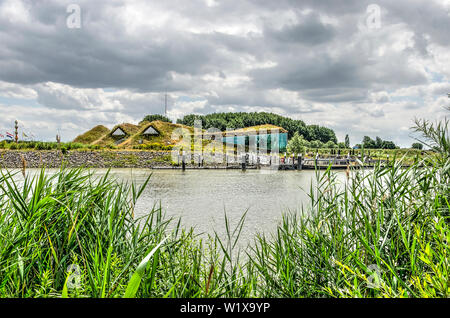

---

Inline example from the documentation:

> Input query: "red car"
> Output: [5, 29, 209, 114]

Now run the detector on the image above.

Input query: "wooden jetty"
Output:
[169, 153, 395, 171]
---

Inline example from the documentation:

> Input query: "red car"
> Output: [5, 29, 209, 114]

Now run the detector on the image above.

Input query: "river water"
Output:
[9, 168, 347, 245]
[93, 169, 346, 244]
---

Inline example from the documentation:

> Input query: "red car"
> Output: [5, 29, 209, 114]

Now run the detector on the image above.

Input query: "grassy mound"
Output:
[124, 120, 194, 149]
[72, 120, 289, 151]
[73, 125, 110, 145]
[224, 124, 288, 135]
[83, 121, 195, 149]
[93, 123, 141, 148]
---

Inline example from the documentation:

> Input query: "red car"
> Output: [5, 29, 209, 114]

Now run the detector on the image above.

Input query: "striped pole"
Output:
[14, 120, 18, 143]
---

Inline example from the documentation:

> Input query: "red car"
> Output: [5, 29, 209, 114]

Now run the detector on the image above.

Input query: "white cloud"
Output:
[0, 81, 37, 99]
[0, 0, 30, 23]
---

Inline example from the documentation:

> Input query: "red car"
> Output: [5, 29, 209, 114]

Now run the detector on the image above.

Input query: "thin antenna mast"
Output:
[164, 92, 168, 117]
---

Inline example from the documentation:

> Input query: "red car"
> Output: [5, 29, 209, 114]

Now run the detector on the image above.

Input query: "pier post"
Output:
[182, 151, 186, 171]
[297, 154, 302, 170]
[241, 153, 246, 171]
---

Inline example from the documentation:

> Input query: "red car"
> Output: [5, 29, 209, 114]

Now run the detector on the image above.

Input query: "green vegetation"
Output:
[132, 143, 174, 151]
[72, 120, 193, 150]
[140, 115, 172, 124]
[0, 141, 100, 151]
[95, 123, 142, 148]
[126, 121, 193, 149]
[253, 161, 449, 297]
[177, 112, 337, 143]
[287, 133, 342, 154]
[98, 152, 141, 167]
[362, 136, 398, 149]
[73, 125, 110, 145]
[412, 142, 424, 150]
[110, 154, 139, 167]
[345, 134, 350, 148]
[146, 154, 173, 165]
[287, 132, 307, 154]
[0, 114, 448, 298]
[297, 147, 433, 166]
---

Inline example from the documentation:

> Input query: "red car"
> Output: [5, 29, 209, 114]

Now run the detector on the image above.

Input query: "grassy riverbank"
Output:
[0, 120, 448, 298]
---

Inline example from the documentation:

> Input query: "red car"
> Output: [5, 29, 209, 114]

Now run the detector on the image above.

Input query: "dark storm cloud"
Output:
[264, 12, 336, 46]
[0, 23, 221, 91]
[0, 0, 445, 95]
[251, 48, 427, 103]
[0, 0, 448, 146]
[383, 1, 450, 48]
[0, 0, 237, 91]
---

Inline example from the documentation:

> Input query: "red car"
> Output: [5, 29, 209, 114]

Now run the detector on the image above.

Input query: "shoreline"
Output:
[0, 150, 414, 170]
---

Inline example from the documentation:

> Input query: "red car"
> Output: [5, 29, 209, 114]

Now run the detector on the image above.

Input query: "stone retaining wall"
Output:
[0, 150, 173, 169]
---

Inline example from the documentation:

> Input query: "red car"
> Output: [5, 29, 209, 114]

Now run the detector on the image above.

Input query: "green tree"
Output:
[345, 134, 350, 148]
[310, 140, 323, 149]
[382, 141, 397, 149]
[362, 136, 376, 149]
[362, 135, 397, 149]
[324, 141, 337, 149]
[412, 142, 423, 150]
[375, 136, 383, 148]
[141, 114, 172, 124]
[287, 132, 307, 154]
[177, 112, 336, 143]
[307, 125, 337, 144]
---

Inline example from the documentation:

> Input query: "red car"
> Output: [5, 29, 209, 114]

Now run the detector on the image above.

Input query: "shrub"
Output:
[35, 142, 46, 150]
[133, 143, 172, 151]
[0, 141, 8, 149]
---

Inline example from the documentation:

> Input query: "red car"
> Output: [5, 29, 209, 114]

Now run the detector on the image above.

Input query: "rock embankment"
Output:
[0, 150, 173, 169]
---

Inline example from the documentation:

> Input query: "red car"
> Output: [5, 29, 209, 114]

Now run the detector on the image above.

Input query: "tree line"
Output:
[287, 132, 342, 154]
[141, 114, 172, 124]
[359, 136, 398, 149]
[174, 112, 338, 143]
[141, 113, 405, 150]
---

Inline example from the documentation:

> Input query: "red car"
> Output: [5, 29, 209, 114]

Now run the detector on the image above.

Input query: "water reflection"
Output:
[92, 169, 346, 244]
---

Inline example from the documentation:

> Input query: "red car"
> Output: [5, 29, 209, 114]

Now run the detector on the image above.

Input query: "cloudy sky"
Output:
[0, 0, 449, 146]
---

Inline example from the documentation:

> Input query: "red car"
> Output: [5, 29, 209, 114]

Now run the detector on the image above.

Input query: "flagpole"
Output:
[15, 120, 19, 143]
